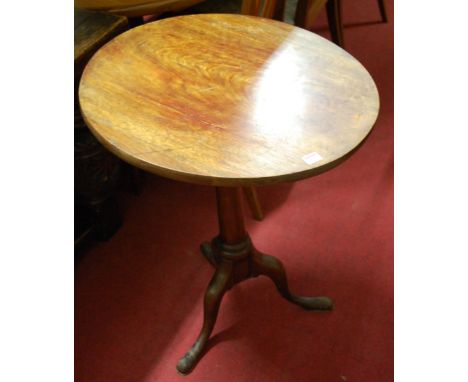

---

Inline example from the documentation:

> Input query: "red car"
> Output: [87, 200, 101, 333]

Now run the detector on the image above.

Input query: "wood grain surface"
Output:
[74, 8, 127, 64]
[79, 14, 379, 187]
[74, 0, 206, 17]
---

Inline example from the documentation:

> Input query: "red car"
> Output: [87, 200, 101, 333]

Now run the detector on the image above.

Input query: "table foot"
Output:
[252, 250, 333, 311]
[176, 259, 233, 375]
[178, 188, 332, 374]
[200, 242, 218, 267]
[181, 236, 332, 374]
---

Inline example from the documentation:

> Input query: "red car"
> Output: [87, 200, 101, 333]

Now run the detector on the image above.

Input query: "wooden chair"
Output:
[295, 0, 388, 48]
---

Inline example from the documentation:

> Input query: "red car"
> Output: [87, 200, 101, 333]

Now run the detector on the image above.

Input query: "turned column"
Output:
[216, 187, 246, 245]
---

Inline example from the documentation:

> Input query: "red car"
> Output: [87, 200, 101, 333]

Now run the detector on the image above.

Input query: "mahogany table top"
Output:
[79, 14, 379, 186]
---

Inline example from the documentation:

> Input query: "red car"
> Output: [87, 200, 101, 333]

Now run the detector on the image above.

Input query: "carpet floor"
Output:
[75, 0, 394, 380]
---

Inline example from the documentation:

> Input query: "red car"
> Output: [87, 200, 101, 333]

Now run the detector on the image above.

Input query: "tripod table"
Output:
[79, 14, 379, 374]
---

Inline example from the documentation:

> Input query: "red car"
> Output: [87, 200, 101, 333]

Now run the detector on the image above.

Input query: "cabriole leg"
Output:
[252, 250, 333, 311]
[176, 259, 233, 374]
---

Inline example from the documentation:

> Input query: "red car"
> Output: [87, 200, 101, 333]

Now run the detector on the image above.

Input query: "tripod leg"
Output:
[252, 251, 333, 310]
[176, 260, 233, 374]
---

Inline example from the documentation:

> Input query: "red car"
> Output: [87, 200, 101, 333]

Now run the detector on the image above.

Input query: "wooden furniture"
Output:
[74, 8, 128, 248]
[377, 0, 388, 22]
[241, 0, 285, 20]
[79, 14, 379, 373]
[239, 0, 290, 220]
[74, 0, 206, 17]
[75, 0, 207, 26]
[295, 0, 388, 48]
[75, 0, 265, 221]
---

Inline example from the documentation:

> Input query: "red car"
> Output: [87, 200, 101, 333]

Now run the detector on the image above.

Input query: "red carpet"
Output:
[75, 1, 393, 380]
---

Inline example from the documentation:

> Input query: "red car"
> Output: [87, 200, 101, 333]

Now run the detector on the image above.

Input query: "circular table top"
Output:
[79, 14, 379, 187]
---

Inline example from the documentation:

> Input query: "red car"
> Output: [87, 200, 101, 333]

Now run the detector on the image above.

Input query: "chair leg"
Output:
[294, 0, 308, 28]
[241, 0, 261, 16]
[377, 0, 388, 23]
[263, 0, 286, 20]
[243, 187, 264, 221]
[294, 0, 327, 29]
[326, 0, 344, 48]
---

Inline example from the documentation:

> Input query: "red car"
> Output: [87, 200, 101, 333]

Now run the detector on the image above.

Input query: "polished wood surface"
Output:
[295, 0, 388, 48]
[294, 0, 344, 47]
[79, 14, 379, 187]
[295, 0, 345, 47]
[75, 0, 206, 17]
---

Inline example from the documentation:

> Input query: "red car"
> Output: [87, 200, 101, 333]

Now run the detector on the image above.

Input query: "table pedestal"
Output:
[176, 187, 333, 374]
